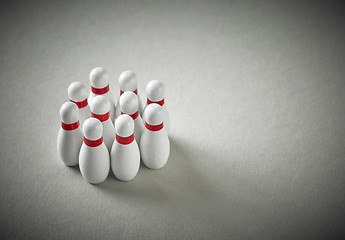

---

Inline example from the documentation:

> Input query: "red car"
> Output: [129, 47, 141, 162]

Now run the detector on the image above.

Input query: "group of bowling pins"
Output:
[57, 67, 170, 184]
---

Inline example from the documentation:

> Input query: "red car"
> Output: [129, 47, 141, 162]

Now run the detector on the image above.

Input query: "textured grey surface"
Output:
[0, 0, 345, 239]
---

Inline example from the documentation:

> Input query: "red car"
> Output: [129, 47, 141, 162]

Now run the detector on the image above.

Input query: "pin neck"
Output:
[70, 99, 88, 109]
[120, 89, 138, 95]
[145, 122, 163, 131]
[91, 111, 110, 122]
[116, 133, 134, 145]
[91, 85, 109, 95]
[61, 121, 79, 131]
[121, 111, 139, 120]
[147, 98, 164, 106]
[84, 137, 103, 147]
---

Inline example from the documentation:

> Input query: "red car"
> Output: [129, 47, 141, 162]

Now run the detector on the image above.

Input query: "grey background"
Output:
[0, 0, 344, 239]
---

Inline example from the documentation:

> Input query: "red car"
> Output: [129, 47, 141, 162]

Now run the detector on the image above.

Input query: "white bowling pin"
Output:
[140, 104, 170, 169]
[89, 95, 115, 152]
[57, 102, 83, 166]
[119, 91, 144, 144]
[88, 67, 116, 122]
[68, 82, 91, 125]
[143, 80, 170, 134]
[115, 71, 144, 118]
[79, 118, 110, 184]
[111, 114, 140, 181]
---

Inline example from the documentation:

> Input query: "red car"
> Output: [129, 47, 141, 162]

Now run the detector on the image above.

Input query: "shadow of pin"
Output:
[165, 136, 222, 202]
[66, 164, 80, 174]
[92, 135, 226, 212]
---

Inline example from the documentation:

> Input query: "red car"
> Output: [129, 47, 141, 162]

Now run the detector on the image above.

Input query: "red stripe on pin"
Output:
[84, 137, 103, 147]
[121, 111, 139, 120]
[116, 134, 134, 145]
[70, 99, 88, 109]
[145, 122, 163, 131]
[120, 89, 138, 95]
[61, 121, 79, 131]
[91, 111, 110, 122]
[91, 85, 109, 95]
[147, 98, 164, 106]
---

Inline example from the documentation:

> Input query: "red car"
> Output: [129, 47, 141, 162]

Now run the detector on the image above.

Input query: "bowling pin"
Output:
[115, 71, 144, 118]
[140, 104, 170, 169]
[68, 82, 91, 125]
[57, 102, 83, 166]
[88, 67, 116, 122]
[111, 114, 140, 181]
[119, 91, 144, 144]
[143, 80, 170, 133]
[89, 95, 115, 152]
[79, 118, 110, 184]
